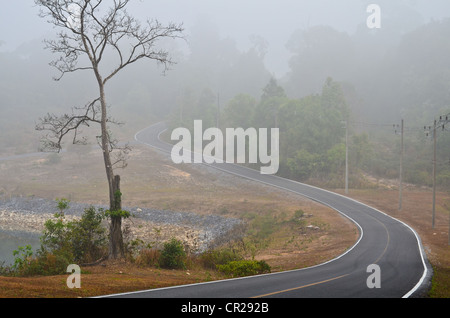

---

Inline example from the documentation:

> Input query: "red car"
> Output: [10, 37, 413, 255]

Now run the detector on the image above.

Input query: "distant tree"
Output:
[254, 77, 287, 128]
[261, 77, 286, 102]
[222, 94, 256, 128]
[350, 133, 372, 171]
[34, 0, 183, 259]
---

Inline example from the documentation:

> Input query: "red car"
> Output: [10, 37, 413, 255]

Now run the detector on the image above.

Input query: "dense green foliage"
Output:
[217, 260, 271, 277]
[158, 238, 187, 269]
[0, 204, 108, 276]
[199, 248, 243, 270]
[40, 206, 108, 264]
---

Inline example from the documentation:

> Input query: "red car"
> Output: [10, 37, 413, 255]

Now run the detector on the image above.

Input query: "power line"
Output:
[348, 121, 395, 128]
[423, 113, 450, 231]
[348, 115, 450, 242]
[349, 120, 423, 133]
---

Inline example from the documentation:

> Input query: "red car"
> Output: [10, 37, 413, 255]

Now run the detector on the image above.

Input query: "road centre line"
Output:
[251, 274, 350, 298]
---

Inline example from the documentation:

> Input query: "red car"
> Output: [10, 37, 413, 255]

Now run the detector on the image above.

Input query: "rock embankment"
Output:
[0, 197, 242, 253]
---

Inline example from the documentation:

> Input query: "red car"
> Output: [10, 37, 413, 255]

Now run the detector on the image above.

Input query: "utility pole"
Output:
[217, 92, 220, 129]
[345, 120, 349, 195]
[399, 119, 404, 211]
[425, 114, 449, 229]
[433, 119, 437, 229]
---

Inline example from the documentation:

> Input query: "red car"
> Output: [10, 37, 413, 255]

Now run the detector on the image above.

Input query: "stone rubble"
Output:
[0, 197, 242, 253]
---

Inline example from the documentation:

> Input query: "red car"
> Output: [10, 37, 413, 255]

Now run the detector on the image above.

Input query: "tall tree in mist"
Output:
[34, 0, 183, 259]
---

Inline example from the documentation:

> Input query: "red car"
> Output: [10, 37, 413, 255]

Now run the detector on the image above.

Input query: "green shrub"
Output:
[4, 202, 108, 277]
[8, 245, 71, 277]
[11, 245, 33, 273]
[20, 251, 72, 276]
[217, 260, 271, 277]
[200, 248, 243, 269]
[159, 238, 186, 269]
[39, 206, 107, 264]
[69, 206, 107, 263]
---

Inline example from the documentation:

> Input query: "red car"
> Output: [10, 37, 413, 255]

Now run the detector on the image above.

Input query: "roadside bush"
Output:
[19, 251, 72, 276]
[6, 245, 71, 277]
[69, 206, 107, 263]
[199, 248, 243, 269]
[216, 260, 271, 277]
[39, 206, 107, 265]
[5, 204, 109, 277]
[159, 238, 186, 269]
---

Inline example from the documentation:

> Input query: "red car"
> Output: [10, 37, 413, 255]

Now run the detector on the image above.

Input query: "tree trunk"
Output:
[97, 80, 125, 260]
[109, 175, 124, 259]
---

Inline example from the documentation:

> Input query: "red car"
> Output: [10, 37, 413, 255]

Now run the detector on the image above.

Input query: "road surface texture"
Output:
[100, 122, 432, 298]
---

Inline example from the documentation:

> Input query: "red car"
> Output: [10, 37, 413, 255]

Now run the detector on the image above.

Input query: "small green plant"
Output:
[55, 198, 70, 218]
[294, 209, 305, 219]
[159, 238, 186, 269]
[291, 209, 306, 226]
[12, 245, 33, 273]
[104, 209, 131, 219]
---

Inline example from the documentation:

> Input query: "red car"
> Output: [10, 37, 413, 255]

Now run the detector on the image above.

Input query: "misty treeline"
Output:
[1, 17, 450, 187]
[167, 18, 450, 188]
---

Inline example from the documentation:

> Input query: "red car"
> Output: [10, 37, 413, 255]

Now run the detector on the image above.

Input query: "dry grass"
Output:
[0, 259, 226, 298]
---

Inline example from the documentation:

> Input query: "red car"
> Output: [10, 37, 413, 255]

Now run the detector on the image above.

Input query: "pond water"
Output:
[0, 230, 41, 266]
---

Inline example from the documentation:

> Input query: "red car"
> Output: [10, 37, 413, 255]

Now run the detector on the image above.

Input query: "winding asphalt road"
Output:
[103, 122, 432, 298]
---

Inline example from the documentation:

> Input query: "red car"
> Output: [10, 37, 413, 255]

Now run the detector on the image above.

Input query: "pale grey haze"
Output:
[1, 0, 450, 76]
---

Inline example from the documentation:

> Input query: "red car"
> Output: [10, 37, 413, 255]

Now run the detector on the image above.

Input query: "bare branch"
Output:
[102, 17, 184, 84]
[36, 98, 101, 152]
[95, 129, 132, 170]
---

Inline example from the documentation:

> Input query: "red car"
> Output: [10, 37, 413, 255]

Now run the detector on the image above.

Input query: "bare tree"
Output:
[34, 0, 184, 259]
